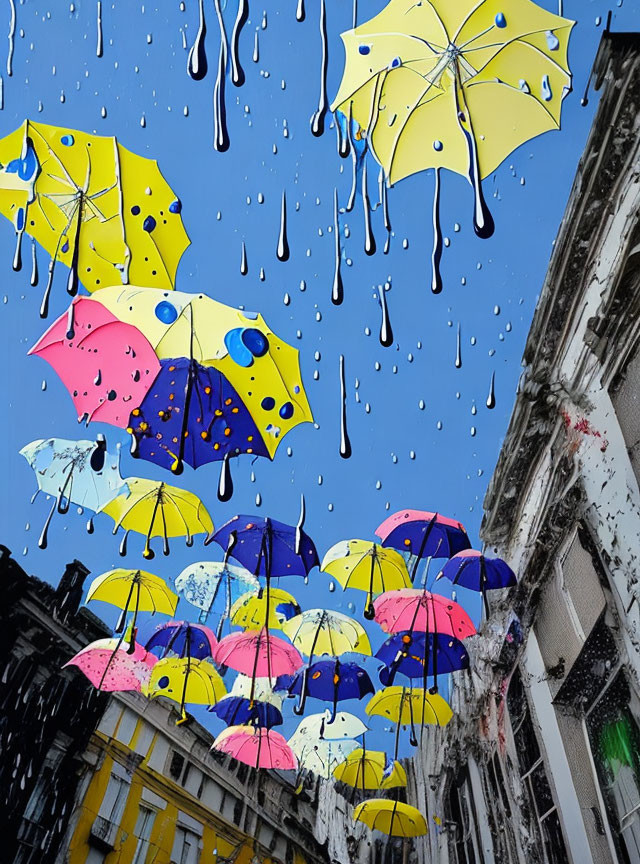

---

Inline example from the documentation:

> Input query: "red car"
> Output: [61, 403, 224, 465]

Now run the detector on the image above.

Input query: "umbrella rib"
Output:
[466, 77, 560, 129]
[451, 0, 486, 44]
[29, 124, 80, 191]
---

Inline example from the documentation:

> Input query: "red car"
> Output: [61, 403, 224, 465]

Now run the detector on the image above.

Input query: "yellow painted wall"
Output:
[68, 733, 300, 864]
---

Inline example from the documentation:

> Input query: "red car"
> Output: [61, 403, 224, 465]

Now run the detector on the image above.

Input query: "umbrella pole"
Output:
[294, 616, 323, 715]
[364, 548, 376, 620]
[410, 514, 436, 582]
[126, 580, 142, 654]
[408, 690, 418, 748]
[99, 576, 137, 688]
[177, 627, 192, 725]
[393, 716, 402, 762]
[481, 557, 490, 621]
[142, 487, 163, 559]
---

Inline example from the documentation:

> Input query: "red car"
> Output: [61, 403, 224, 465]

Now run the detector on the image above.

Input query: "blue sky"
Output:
[0, 0, 636, 753]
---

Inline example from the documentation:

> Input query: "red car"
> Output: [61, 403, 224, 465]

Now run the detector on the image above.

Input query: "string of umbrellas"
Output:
[63, 507, 517, 843]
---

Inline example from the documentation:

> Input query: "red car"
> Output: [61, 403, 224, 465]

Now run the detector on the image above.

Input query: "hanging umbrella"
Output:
[321, 539, 411, 619]
[20, 435, 125, 546]
[212, 726, 298, 770]
[438, 549, 517, 595]
[210, 672, 285, 727]
[211, 695, 284, 728]
[100, 477, 214, 559]
[144, 620, 218, 659]
[376, 510, 471, 581]
[86, 567, 178, 633]
[230, 587, 300, 631]
[353, 800, 428, 837]
[288, 659, 374, 721]
[175, 560, 258, 626]
[331, 0, 574, 241]
[64, 634, 157, 692]
[0, 120, 189, 309]
[28, 297, 161, 428]
[213, 514, 319, 579]
[92, 285, 314, 473]
[376, 631, 470, 687]
[283, 609, 372, 714]
[291, 737, 360, 779]
[373, 589, 476, 640]
[366, 686, 453, 758]
[290, 710, 368, 743]
[333, 748, 406, 790]
[213, 627, 304, 681]
[147, 656, 226, 722]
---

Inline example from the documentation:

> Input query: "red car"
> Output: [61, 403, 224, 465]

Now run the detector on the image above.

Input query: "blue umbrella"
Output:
[376, 631, 469, 689]
[128, 357, 269, 474]
[438, 550, 516, 592]
[144, 621, 217, 660]
[289, 659, 374, 721]
[212, 514, 319, 580]
[209, 696, 283, 728]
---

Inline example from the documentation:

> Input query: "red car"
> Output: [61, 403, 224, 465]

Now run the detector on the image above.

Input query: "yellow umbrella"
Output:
[87, 567, 178, 614]
[366, 686, 453, 758]
[331, 0, 574, 251]
[146, 656, 226, 723]
[91, 286, 314, 459]
[100, 477, 214, 560]
[0, 121, 189, 313]
[283, 609, 372, 657]
[230, 587, 300, 631]
[333, 748, 406, 790]
[353, 799, 428, 837]
[321, 540, 411, 619]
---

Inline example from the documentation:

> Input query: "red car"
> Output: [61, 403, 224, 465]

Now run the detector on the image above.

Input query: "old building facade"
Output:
[0, 548, 377, 864]
[408, 28, 640, 864]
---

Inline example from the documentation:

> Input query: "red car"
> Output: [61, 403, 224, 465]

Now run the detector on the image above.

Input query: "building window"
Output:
[507, 668, 569, 864]
[132, 806, 156, 864]
[446, 768, 483, 864]
[483, 754, 517, 863]
[172, 827, 201, 864]
[168, 751, 185, 781]
[98, 773, 130, 825]
[586, 672, 640, 864]
[610, 341, 640, 486]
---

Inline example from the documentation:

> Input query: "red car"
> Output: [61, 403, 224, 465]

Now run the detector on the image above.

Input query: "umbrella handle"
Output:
[294, 667, 309, 715]
[363, 600, 375, 620]
[126, 581, 141, 654]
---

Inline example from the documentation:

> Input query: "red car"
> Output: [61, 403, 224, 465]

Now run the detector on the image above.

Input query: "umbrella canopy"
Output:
[0, 121, 188, 300]
[20, 436, 125, 513]
[290, 710, 368, 743]
[211, 696, 283, 728]
[127, 356, 270, 473]
[229, 674, 289, 704]
[100, 477, 214, 559]
[93, 285, 313, 460]
[331, 0, 574, 235]
[212, 726, 298, 770]
[321, 540, 411, 618]
[144, 621, 217, 660]
[29, 297, 161, 428]
[64, 636, 157, 692]
[366, 686, 453, 727]
[292, 738, 360, 779]
[353, 800, 428, 837]
[213, 628, 304, 678]
[376, 510, 470, 562]
[213, 514, 319, 579]
[230, 587, 300, 631]
[87, 568, 178, 615]
[175, 560, 258, 623]
[376, 632, 470, 684]
[282, 609, 372, 658]
[147, 657, 226, 717]
[438, 549, 517, 591]
[373, 589, 476, 640]
[333, 748, 406, 790]
[289, 659, 374, 721]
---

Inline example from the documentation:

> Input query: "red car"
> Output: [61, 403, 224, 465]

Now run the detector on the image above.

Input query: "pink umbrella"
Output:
[373, 589, 476, 640]
[213, 627, 303, 678]
[376, 510, 470, 564]
[213, 726, 298, 770]
[29, 296, 160, 427]
[65, 637, 158, 692]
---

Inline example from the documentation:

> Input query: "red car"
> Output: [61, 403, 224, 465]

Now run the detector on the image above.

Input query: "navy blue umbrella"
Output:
[289, 659, 374, 721]
[376, 631, 469, 689]
[209, 696, 283, 728]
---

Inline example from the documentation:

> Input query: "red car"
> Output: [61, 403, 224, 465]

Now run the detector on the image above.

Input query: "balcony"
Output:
[89, 815, 119, 851]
